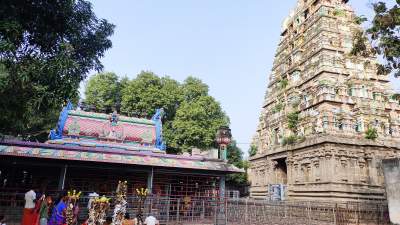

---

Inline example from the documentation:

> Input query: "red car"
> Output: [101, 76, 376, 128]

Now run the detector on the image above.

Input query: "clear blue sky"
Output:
[86, 0, 399, 157]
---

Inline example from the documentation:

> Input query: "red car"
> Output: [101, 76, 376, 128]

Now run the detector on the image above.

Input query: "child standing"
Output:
[39, 196, 52, 225]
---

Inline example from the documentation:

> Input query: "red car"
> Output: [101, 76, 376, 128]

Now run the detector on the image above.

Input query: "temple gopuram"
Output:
[249, 0, 400, 201]
[0, 102, 242, 213]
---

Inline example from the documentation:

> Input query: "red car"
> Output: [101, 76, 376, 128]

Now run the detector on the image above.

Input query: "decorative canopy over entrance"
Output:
[1, 102, 243, 173]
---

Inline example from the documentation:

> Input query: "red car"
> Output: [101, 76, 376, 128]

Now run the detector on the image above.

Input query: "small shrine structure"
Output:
[0, 102, 242, 209]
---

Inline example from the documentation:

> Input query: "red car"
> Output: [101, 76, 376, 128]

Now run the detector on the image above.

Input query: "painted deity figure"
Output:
[101, 111, 123, 140]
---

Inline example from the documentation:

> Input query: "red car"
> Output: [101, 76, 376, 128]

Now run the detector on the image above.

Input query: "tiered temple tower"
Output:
[249, 0, 400, 201]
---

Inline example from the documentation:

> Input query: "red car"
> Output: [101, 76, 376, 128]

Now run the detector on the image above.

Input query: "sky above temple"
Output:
[85, 0, 400, 157]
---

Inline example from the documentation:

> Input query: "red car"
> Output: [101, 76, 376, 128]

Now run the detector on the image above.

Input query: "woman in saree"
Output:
[48, 194, 67, 225]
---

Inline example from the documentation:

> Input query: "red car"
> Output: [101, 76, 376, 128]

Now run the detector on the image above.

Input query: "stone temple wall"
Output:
[250, 135, 400, 201]
[249, 0, 400, 201]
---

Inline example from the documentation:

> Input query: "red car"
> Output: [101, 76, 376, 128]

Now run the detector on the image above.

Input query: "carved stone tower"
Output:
[249, 0, 400, 201]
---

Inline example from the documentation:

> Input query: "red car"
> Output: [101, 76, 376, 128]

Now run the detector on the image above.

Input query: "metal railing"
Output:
[226, 199, 390, 225]
[0, 193, 390, 225]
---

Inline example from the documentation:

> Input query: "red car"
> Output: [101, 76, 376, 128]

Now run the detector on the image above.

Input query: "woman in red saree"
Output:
[32, 195, 45, 225]
[21, 189, 37, 225]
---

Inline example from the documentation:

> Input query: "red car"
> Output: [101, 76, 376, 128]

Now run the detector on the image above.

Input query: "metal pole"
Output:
[245, 198, 248, 222]
[58, 164, 67, 191]
[191, 200, 194, 222]
[214, 199, 217, 224]
[225, 198, 228, 225]
[166, 184, 171, 223]
[166, 197, 170, 224]
[201, 200, 205, 220]
[176, 198, 180, 222]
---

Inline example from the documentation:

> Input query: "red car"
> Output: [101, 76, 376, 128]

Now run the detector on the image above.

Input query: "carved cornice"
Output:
[250, 134, 400, 161]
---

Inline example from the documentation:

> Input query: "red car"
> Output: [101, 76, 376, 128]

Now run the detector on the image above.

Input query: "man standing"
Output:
[21, 189, 36, 225]
[144, 215, 159, 225]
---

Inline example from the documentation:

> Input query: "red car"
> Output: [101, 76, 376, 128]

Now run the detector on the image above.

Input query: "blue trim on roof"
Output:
[152, 108, 166, 150]
[49, 101, 73, 140]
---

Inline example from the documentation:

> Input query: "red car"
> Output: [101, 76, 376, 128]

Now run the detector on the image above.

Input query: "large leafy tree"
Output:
[168, 95, 229, 151]
[84, 72, 120, 113]
[366, 1, 400, 76]
[181, 76, 209, 101]
[86, 70, 229, 154]
[226, 141, 248, 186]
[121, 71, 183, 119]
[0, 0, 114, 139]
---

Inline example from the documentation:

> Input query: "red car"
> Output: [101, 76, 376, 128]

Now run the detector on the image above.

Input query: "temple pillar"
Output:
[216, 175, 226, 225]
[287, 159, 293, 185]
[293, 163, 300, 183]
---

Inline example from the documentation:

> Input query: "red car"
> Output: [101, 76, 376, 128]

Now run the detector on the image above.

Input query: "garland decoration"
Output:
[136, 188, 148, 224]
[111, 181, 128, 225]
[66, 190, 82, 225]
[88, 196, 111, 225]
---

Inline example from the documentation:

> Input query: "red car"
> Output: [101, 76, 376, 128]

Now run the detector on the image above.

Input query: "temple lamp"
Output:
[215, 126, 232, 161]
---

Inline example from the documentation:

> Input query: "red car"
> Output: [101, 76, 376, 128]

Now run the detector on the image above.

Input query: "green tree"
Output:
[168, 95, 229, 152]
[226, 141, 248, 186]
[84, 72, 120, 113]
[121, 71, 183, 119]
[367, 1, 400, 77]
[0, 0, 114, 139]
[119, 76, 130, 94]
[181, 76, 209, 101]
[350, 30, 370, 57]
[86, 70, 229, 154]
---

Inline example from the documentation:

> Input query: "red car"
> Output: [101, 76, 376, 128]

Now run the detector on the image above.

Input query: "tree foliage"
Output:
[248, 145, 257, 157]
[365, 127, 378, 140]
[121, 71, 183, 120]
[281, 135, 298, 146]
[86, 71, 229, 153]
[0, 0, 114, 139]
[354, 15, 368, 25]
[181, 76, 209, 101]
[278, 78, 288, 90]
[84, 72, 120, 113]
[287, 111, 300, 133]
[226, 141, 248, 186]
[350, 30, 370, 57]
[168, 95, 229, 152]
[367, 1, 400, 76]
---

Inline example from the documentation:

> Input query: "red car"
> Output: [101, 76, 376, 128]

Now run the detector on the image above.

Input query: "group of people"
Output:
[82, 213, 158, 225]
[123, 213, 159, 225]
[19, 189, 159, 225]
[21, 189, 79, 225]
